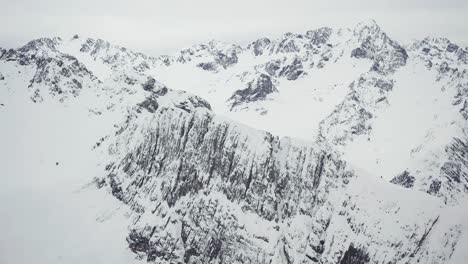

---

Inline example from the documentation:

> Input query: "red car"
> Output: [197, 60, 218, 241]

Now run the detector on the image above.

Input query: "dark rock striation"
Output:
[229, 74, 278, 108]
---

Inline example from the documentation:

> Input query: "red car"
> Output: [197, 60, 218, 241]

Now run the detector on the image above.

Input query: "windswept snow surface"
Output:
[0, 88, 141, 264]
[343, 60, 464, 180]
[152, 42, 371, 140]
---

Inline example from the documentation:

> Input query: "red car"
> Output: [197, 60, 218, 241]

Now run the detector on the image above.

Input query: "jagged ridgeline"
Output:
[102, 101, 349, 262]
[1, 19, 467, 263]
[99, 91, 461, 263]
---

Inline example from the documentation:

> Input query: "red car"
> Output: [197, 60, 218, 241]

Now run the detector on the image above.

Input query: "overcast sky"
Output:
[1, 0, 467, 56]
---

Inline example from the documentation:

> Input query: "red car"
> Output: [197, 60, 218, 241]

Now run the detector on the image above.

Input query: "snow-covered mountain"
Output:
[1, 20, 467, 264]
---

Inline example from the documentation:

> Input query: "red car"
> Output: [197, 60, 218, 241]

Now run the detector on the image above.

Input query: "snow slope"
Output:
[0, 87, 139, 264]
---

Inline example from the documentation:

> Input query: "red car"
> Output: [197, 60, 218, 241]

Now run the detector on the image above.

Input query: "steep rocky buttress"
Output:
[94, 90, 463, 263]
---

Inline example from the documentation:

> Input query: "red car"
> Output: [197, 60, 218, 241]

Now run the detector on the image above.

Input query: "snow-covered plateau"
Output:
[1, 20, 467, 264]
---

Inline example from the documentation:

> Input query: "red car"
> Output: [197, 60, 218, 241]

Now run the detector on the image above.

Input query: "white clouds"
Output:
[0, 0, 467, 56]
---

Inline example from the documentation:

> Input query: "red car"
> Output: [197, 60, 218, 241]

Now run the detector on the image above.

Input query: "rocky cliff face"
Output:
[104, 105, 349, 219]
[102, 105, 349, 262]
[96, 92, 462, 263]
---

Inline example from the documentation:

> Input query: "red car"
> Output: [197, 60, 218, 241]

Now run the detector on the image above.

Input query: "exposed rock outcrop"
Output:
[229, 73, 278, 108]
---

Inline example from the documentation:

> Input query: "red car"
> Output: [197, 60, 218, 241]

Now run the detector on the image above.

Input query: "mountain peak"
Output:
[17, 37, 62, 55]
[354, 18, 379, 30]
[353, 19, 381, 39]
